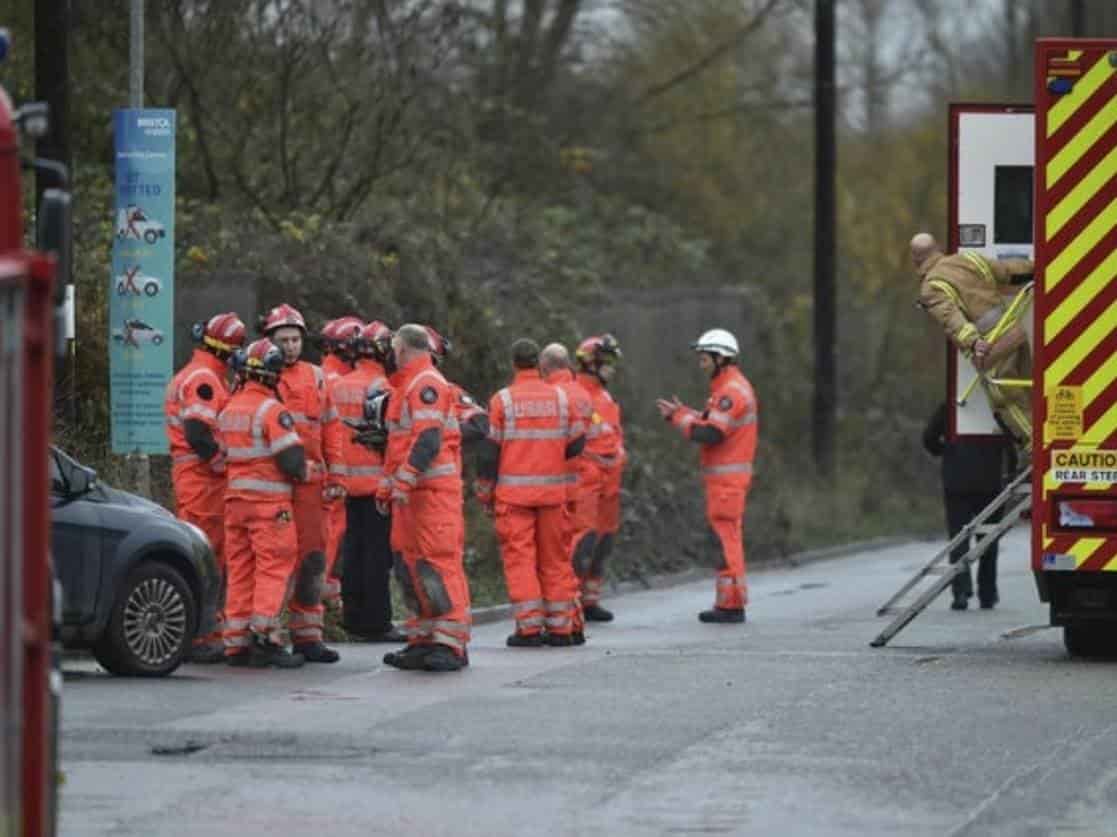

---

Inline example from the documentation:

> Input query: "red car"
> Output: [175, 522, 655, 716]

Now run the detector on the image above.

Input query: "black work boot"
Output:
[506, 632, 545, 648]
[545, 633, 581, 647]
[188, 643, 227, 664]
[950, 596, 969, 611]
[226, 652, 253, 668]
[571, 630, 586, 646]
[583, 604, 614, 622]
[294, 641, 340, 663]
[250, 641, 306, 669]
[422, 644, 466, 672]
[383, 644, 433, 670]
[698, 607, 746, 624]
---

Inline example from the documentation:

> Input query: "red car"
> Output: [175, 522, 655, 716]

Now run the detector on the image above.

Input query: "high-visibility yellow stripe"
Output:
[1047, 94, 1117, 187]
[1104, 554, 1117, 571]
[1048, 51, 1112, 137]
[1046, 195, 1117, 286]
[1044, 248, 1117, 340]
[962, 250, 994, 283]
[1083, 352, 1117, 410]
[1082, 397, 1117, 446]
[1044, 298, 1117, 387]
[1047, 145, 1117, 239]
[1070, 538, 1106, 568]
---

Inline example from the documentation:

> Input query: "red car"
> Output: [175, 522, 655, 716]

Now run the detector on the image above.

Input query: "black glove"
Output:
[353, 428, 388, 452]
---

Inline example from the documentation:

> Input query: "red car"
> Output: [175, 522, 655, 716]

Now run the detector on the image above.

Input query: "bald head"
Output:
[910, 232, 941, 270]
[539, 343, 570, 375]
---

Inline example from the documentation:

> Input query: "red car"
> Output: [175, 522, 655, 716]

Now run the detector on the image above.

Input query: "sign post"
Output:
[109, 108, 174, 455]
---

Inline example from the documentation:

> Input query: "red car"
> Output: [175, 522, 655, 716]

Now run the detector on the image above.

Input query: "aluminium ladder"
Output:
[870, 465, 1032, 648]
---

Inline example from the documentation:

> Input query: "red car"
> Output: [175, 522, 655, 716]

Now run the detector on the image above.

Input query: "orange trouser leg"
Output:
[174, 470, 225, 645]
[704, 482, 749, 609]
[288, 480, 327, 644]
[584, 487, 620, 606]
[569, 473, 601, 581]
[223, 499, 299, 654]
[401, 488, 470, 655]
[390, 498, 423, 641]
[322, 499, 347, 603]
[537, 504, 578, 636]
[495, 503, 545, 635]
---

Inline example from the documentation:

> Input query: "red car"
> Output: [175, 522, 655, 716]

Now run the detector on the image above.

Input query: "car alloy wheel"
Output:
[122, 576, 188, 667]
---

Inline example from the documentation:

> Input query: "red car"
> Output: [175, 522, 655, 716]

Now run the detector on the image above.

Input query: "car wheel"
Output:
[144, 281, 158, 297]
[144, 229, 158, 244]
[152, 334, 164, 345]
[93, 563, 196, 677]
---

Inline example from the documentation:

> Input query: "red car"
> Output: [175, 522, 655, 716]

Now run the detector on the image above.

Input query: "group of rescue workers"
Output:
[165, 303, 758, 673]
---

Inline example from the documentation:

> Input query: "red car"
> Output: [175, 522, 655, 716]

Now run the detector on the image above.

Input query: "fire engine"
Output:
[0, 29, 68, 837]
[873, 38, 1117, 655]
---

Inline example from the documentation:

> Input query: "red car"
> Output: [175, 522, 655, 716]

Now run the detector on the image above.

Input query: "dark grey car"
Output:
[50, 447, 218, 676]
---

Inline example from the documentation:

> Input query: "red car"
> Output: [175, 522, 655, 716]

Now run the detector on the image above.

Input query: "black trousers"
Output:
[341, 496, 394, 635]
[945, 491, 1000, 604]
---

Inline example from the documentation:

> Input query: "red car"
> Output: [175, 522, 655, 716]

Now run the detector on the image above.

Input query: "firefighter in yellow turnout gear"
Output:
[910, 232, 1034, 446]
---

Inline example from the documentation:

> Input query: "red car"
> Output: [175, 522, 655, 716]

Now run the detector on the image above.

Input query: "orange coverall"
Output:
[485, 370, 586, 637]
[277, 360, 331, 645]
[575, 372, 624, 608]
[219, 382, 305, 655]
[325, 357, 392, 634]
[321, 353, 353, 603]
[671, 366, 758, 609]
[164, 348, 231, 647]
[382, 355, 470, 657]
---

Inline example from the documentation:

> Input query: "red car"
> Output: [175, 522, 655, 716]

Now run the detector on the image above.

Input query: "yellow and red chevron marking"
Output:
[1035, 41, 1117, 573]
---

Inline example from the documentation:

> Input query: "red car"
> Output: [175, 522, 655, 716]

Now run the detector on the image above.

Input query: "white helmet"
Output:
[691, 328, 739, 358]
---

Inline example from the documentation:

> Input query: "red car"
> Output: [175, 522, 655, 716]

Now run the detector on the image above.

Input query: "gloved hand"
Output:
[392, 466, 418, 505]
[353, 427, 388, 452]
[374, 476, 392, 514]
[208, 451, 227, 475]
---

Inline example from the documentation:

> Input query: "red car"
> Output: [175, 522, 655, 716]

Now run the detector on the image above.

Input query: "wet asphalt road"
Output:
[59, 526, 1117, 837]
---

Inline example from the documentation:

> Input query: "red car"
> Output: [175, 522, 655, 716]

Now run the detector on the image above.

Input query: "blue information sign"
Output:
[110, 109, 175, 454]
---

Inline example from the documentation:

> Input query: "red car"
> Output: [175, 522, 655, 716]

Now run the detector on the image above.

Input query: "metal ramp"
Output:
[870, 465, 1032, 648]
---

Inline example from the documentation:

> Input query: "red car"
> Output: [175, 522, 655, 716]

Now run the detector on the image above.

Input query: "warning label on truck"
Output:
[1046, 385, 1083, 441]
[1050, 448, 1117, 484]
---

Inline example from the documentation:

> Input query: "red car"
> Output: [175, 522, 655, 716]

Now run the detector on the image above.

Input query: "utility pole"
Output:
[813, 0, 837, 478]
[129, 0, 152, 498]
[1069, 0, 1086, 37]
[35, 0, 75, 424]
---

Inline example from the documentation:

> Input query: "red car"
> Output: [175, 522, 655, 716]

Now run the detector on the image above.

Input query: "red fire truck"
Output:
[0, 32, 68, 836]
[1031, 38, 1117, 656]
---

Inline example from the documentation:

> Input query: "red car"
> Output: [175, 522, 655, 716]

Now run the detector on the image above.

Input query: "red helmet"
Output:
[262, 303, 306, 334]
[236, 338, 284, 384]
[320, 315, 363, 352]
[575, 333, 621, 370]
[194, 312, 246, 357]
[424, 325, 453, 360]
[358, 320, 393, 358]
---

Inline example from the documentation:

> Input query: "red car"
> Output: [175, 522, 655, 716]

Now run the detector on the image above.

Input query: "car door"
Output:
[49, 453, 103, 625]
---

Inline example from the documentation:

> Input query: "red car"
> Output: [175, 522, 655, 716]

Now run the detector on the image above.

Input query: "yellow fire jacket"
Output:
[917, 252, 1033, 355]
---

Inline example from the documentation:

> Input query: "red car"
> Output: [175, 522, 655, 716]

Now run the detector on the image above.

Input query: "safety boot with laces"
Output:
[506, 632, 545, 648]
[583, 604, 614, 622]
[250, 640, 306, 668]
[294, 641, 340, 663]
[698, 607, 745, 624]
[422, 644, 466, 672]
[383, 643, 433, 670]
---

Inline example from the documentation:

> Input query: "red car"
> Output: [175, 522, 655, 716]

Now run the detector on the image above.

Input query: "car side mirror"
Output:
[68, 464, 97, 496]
